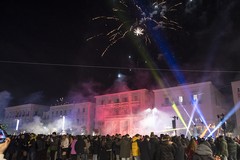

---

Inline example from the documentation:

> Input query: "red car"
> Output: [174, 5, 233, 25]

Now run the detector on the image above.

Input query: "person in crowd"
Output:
[99, 136, 111, 160]
[226, 136, 239, 160]
[132, 134, 141, 160]
[117, 134, 131, 160]
[27, 133, 38, 160]
[48, 132, 59, 160]
[234, 137, 240, 160]
[36, 134, 47, 160]
[75, 135, 86, 160]
[192, 140, 215, 160]
[5, 135, 16, 160]
[83, 136, 91, 160]
[215, 135, 228, 160]
[139, 135, 151, 160]
[207, 137, 217, 156]
[185, 137, 198, 160]
[70, 136, 77, 160]
[157, 134, 176, 160]
[18, 134, 29, 160]
[0, 136, 10, 160]
[149, 132, 159, 160]
[105, 135, 113, 160]
[172, 136, 186, 160]
[91, 136, 100, 160]
[60, 134, 69, 160]
[112, 134, 121, 160]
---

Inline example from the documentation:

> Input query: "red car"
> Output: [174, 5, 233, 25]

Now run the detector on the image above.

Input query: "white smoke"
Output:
[138, 108, 177, 136]
[20, 116, 78, 135]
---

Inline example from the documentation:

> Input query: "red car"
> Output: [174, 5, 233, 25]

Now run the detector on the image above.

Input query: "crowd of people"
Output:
[1, 131, 240, 160]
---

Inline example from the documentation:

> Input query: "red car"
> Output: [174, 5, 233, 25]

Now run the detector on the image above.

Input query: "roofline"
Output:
[94, 89, 149, 98]
[152, 81, 212, 92]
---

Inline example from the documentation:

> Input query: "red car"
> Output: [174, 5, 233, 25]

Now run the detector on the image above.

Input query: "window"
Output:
[101, 100, 105, 105]
[164, 98, 171, 105]
[179, 96, 183, 103]
[133, 95, 139, 101]
[122, 97, 128, 102]
[114, 99, 120, 103]
[193, 94, 198, 101]
[83, 108, 85, 113]
[238, 88, 240, 98]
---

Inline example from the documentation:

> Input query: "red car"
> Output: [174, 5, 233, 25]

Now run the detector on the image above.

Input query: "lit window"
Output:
[179, 96, 183, 103]
[193, 94, 198, 101]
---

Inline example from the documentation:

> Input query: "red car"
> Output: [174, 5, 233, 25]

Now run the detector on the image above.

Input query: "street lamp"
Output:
[172, 116, 178, 135]
[62, 116, 65, 134]
[16, 119, 20, 132]
[217, 113, 226, 137]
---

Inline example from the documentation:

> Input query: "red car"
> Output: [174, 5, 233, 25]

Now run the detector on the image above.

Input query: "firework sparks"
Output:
[87, 0, 182, 56]
[133, 27, 144, 36]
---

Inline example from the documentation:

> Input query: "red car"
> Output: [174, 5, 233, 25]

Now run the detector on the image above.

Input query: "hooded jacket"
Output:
[192, 141, 214, 160]
[132, 136, 141, 156]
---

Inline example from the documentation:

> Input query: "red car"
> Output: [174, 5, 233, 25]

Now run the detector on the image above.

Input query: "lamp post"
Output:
[217, 113, 226, 137]
[172, 116, 178, 136]
[62, 116, 65, 134]
[16, 119, 20, 132]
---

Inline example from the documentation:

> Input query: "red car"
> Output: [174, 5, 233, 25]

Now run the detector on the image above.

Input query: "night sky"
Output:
[0, 0, 240, 106]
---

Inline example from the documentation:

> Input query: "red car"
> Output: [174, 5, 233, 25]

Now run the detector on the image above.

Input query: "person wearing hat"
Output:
[156, 134, 176, 160]
[192, 140, 216, 160]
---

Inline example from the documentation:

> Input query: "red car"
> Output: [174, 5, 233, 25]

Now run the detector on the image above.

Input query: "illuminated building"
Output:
[153, 81, 227, 136]
[231, 81, 240, 131]
[42, 102, 95, 135]
[4, 104, 49, 133]
[94, 89, 153, 135]
[3, 81, 230, 136]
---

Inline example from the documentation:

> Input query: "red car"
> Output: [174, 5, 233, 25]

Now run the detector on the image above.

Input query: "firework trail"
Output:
[87, 0, 182, 56]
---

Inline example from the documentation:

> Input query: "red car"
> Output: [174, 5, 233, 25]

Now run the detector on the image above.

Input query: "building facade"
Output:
[153, 81, 227, 136]
[4, 104, 49, 134]
[231, 81, 240, 131]
[3, 81, 231, 136]
[42, 102, 95, 135]
[95, 89, 153, 135]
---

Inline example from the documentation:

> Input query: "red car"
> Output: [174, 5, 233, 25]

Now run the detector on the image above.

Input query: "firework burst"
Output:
[87, 0, 182, 56]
